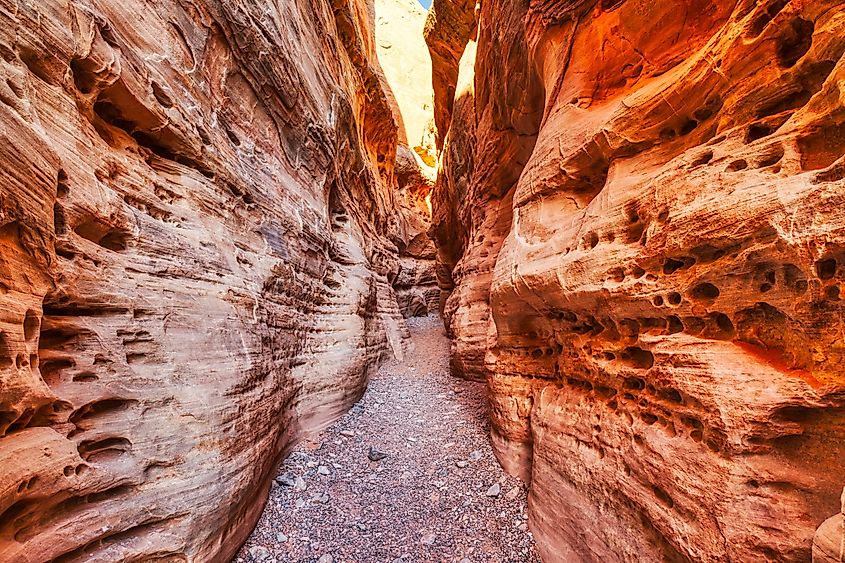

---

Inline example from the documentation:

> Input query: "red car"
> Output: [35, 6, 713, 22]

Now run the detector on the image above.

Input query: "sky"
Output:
[417, 0, 431, 9]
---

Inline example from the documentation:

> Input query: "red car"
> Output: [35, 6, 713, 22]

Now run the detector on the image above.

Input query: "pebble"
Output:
[310, 492, 330, 503]
[420, 532, 436, 546]
[247, 546, 270, 561]
[236, 315, 540, 562]
[368, 446, 388, 462]
[275, 473, 296, 487]
[487, 483, 501, 497]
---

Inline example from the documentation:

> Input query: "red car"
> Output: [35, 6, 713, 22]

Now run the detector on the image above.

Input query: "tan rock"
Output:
[376, 0, 438, 167]
[0, 0, 430, 560]
[374, 0, 439, 318]
[814, 488, 845, 562]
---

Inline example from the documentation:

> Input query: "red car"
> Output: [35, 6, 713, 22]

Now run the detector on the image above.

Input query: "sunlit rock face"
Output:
[377, 0, 441, 318]
[424, 0, 477, 151]
[431, 0, 845, 560]
[377, 0, 438, 166]
[0, 0, 422, 560]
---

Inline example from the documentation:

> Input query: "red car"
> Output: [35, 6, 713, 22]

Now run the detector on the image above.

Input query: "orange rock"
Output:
[432, 0, 845, 560]
[424, 0, 477, 150]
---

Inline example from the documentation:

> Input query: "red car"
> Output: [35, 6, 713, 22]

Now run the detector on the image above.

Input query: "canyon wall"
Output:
[0, 0, 428, 561]
[376, 0, 441, 318]
[430, 0, 845, 561]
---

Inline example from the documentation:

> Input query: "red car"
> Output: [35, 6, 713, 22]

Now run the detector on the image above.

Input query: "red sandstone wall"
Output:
[430, 0, 845, 560]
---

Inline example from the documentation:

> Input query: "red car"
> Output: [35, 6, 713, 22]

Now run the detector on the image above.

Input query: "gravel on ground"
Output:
[236, 314, 541, 563]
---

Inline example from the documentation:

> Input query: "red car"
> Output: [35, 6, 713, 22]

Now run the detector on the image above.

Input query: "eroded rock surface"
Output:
[814, 488, 845, 562]
[0, 0, 430, 561]
[424, 0, 477, 151]
[377, 0, 441, 318]
[376, 0, 438, 166]
[432, 0, 845, 561]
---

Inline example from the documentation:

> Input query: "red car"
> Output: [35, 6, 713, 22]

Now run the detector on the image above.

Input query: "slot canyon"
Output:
[0, 0, 844, 561]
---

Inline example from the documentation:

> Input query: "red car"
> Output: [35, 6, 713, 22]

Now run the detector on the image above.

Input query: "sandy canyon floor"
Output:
[236, 315, 540, 562]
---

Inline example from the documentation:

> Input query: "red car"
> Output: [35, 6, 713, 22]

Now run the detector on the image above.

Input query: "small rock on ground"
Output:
[237, 315, 540, 562]
[367, 446, 389, 462]
[247, 546, 270, 561]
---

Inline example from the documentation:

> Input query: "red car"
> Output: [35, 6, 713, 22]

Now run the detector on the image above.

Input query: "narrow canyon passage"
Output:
[2, 0, 845, 561]
[236, 316, 540, 563]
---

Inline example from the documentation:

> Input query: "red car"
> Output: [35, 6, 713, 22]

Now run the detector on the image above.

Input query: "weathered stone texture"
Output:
[377, 0, 440, 319]
[424, 0, 478, 151]
[814, 488, 845, 562]
[0, 0, 430, 561]
[432, 0, 845, 561]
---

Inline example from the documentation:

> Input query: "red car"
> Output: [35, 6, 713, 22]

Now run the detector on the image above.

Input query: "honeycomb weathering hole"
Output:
[776, 17, 814, 68]
[690, 282, 720, 301]
[23, 310, 39, 342]
[620, 347, 655, 370]
[816, 257, 837, 280]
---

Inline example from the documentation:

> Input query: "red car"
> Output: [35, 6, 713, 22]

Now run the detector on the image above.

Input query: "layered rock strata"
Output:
[0, 0, 430, 561]
[431, 0, 845, 561]
[377, 0, 441, 318]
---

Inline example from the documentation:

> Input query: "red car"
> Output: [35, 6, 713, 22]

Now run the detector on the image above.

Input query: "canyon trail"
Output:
[238, 315, 541, 563]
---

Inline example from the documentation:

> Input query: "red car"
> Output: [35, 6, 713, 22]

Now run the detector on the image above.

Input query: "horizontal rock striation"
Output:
[0, 0, 430, 561]
[431, 0, 845, 561]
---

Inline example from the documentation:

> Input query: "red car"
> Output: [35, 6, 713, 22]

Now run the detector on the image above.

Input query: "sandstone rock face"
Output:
[814, 488, 845, 562]
[391, 145, 440, 319]
[0, 0, 426, 561]
[376, 0, 441, 318]
[432, 0, 845, 561]
[423, 0, 477, 151]
[376, 0, 438, 166]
